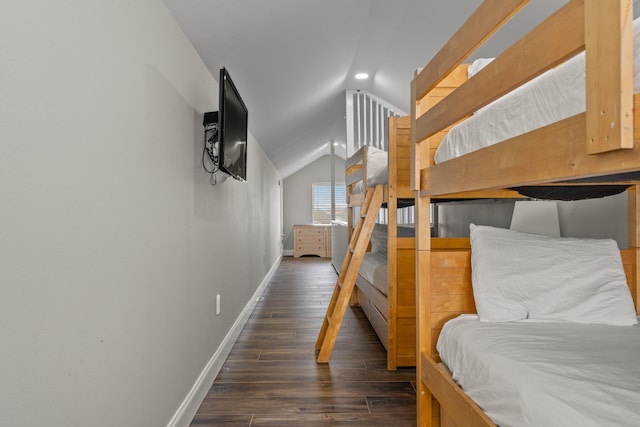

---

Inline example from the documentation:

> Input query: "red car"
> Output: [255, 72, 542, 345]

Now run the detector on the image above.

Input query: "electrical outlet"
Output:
[216, 294, 221, 315]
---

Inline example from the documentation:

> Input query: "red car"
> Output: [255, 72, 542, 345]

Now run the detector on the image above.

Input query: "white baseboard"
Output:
[166, 255, 282, 427]
[283, 249, 293, 256]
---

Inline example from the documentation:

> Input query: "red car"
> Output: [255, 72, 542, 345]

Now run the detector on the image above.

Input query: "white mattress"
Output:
[359, 252, 388, 296]
[434, 17, 640, 163]
[437, 315, 640, 427]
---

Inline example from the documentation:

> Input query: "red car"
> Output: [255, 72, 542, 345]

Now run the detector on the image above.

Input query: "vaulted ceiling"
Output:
[162, 0, 566, 178]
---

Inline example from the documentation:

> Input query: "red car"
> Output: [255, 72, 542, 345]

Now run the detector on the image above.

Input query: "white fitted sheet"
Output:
[434, 17, 640, 163]
[437, 315, 640, 427]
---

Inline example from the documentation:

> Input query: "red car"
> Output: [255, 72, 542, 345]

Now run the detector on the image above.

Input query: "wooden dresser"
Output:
[293, 225, 331, 258]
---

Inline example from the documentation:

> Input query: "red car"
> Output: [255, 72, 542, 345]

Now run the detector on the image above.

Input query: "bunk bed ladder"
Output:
[315, 185, 384, 363]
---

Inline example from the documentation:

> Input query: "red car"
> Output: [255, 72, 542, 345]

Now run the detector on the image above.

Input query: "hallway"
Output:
[190, 257, 417, 426]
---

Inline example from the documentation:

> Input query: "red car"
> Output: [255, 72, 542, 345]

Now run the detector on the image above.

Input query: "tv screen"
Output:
[218, 68, 248, 181]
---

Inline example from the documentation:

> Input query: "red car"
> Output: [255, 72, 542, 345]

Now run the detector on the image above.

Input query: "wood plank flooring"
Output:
[190, 257, 417, 426]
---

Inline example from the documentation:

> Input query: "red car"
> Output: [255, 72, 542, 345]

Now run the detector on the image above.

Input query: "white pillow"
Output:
[370, 223, 387, 255]
[366, 146, 388, 186]
[470, 224, 638, 326]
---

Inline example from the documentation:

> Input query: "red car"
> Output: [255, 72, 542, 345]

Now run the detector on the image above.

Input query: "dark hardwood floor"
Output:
[190, 256, 417, 426]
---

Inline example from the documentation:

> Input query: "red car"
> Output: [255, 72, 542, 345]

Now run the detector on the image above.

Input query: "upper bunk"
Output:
[346, 115, 415, 208]
[411, 0, 640, 198]
[346, 116, 519, 209]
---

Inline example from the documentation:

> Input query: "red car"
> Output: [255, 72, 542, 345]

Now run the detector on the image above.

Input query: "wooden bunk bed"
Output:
[345, 117, 520, 370]
[345, 115, 417, 370]
[411, 0, 640, 426]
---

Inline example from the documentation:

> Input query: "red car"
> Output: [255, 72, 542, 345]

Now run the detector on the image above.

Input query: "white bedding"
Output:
[359, 252, 388, 296]
[353, 145, 388, 193]
[437, 315, 640, 427]
[358, 224, 415, 297]
[434, 17, 640, 163]
[366, 146, 388, 186]
[469, 225, 638, 326]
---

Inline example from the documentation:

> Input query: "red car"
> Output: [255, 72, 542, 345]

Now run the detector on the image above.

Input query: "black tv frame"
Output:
[217, 67, 248, 182]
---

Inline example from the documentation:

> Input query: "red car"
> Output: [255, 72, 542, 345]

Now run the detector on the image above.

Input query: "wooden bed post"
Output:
[413, 62, 473, 426]
[412, 74, 433, 426]
[585, 0, 633, 154]
[388, 116, 399, 370]
[416, 196, 432, 427]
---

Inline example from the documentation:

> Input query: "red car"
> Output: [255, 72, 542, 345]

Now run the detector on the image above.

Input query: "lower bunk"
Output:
[428, 315, 640, 427]
[353, 223, 416, 369]
[421, 232, 640, 427]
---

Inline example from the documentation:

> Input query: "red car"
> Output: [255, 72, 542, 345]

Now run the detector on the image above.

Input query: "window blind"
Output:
[312, 183, 347, 224]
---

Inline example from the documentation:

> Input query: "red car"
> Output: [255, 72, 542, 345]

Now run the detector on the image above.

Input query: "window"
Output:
[312, 183, 347, 224]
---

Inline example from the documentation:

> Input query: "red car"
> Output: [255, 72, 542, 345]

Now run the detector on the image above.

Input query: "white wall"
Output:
[436, 199, 516, 237]
[282, 155, 345, 252]
[558, 192, 628, 247]
[436, 192, 628, 247]
[0, 1, 281, 426]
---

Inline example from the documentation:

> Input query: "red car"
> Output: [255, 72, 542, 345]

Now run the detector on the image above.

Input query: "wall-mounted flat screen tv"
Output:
[218, 67, 248, 181]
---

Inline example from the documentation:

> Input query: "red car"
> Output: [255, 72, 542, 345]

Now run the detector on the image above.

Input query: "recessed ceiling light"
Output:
[354, 73, 369, 80]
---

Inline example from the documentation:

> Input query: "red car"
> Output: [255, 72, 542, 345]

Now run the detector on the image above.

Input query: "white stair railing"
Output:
[345, 90, 406, 157]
